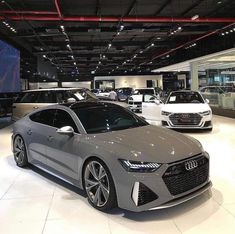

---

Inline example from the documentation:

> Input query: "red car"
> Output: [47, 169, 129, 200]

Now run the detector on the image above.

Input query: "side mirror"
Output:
[56, 126, 74, 135]
[154, 99, 161, 105]
[67, 97, 76, 103]
[205, 99, 210, 104]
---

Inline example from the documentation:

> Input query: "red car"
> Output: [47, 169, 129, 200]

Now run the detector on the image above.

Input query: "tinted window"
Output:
[29, 109, 55, 126]
[37, 91, 56, 103]
[134, 89, 154, 95]
[53, 109, 78, 132]
[73, 105, 148, 134]
[167, 92, 204, 104]
[20, 92, 39, 103]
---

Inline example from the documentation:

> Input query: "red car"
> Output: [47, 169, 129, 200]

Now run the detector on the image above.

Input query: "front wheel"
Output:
[13, 135, 28, 167]
[83, 159, 117, 211]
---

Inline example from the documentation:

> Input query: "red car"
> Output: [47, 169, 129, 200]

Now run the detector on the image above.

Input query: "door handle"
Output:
[27, 129, 32, 135]
[33, 106, 39, 109]
[47, 136, 54, 142]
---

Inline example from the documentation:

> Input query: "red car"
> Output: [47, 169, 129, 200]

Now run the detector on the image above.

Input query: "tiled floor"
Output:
[0, 115, 235, 234]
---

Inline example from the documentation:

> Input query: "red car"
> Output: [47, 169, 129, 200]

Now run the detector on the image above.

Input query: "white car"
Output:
[128, 88, 161, 112]
[141, 90, 212, 130]
[161, 91, 212, 130]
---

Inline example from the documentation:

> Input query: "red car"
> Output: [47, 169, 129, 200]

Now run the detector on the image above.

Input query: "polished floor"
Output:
[0, 115, 235, 234]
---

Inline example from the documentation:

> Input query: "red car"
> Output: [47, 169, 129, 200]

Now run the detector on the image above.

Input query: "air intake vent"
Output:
[132, 182, 158, 206]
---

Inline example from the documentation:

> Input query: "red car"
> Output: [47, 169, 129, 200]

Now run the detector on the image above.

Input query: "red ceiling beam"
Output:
[54, 0, 62, 19]
[149, 22, 235, 62]
[0, 10, 58, 15]
[0, 15, 235, 23]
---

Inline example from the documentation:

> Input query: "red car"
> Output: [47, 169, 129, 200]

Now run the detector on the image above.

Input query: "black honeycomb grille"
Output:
[137, 183, 158, 206]
[163, 156, 209, 196]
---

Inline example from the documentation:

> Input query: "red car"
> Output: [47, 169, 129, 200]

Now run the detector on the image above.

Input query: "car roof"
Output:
[61, 101, 120, 110]
[170, 90, 200, 93]
[22, 88, 87, 92]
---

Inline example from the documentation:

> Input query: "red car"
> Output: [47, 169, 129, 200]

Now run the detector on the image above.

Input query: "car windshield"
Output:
[166, 92, 204, 104]
[134, 89, 154, 95]
[69, 89, 97, 100]
[73, 105, 148, 134]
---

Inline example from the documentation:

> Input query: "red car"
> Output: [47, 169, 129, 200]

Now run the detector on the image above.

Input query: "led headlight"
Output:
[119, 159, 161, 173]
[161, 111, 172, 116]
[199, 110, 211, 116]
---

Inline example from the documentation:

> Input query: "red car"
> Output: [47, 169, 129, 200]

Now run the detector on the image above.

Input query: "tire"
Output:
[83, 158, 117, 211]
[13, 135, 28, 167]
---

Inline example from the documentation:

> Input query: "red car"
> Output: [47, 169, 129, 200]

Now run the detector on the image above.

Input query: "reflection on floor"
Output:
[0, 115, 235, 234]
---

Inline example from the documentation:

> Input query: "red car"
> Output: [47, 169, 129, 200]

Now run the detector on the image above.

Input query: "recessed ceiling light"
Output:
[151, 43, 155, 46]
[191, 15, 199, 20]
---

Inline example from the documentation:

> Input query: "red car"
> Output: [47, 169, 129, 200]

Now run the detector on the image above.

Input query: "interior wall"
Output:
[94, 75, 163, 89]
[28, 81, 91, 90]
[62, 82, 91, 89]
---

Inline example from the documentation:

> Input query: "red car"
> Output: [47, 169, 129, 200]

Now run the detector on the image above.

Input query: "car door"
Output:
[27, 109, 55, 165]
[12, 92, 39, 120]
[142, 94, 163, 122]
[45, 109, 82, 180]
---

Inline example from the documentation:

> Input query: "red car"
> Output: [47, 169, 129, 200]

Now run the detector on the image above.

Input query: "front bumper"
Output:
[161, 113, 212, 129]
[112, 153, 211, 212]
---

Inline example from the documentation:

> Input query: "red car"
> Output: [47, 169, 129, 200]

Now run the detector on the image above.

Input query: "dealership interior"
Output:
[1, 0, 235, 233]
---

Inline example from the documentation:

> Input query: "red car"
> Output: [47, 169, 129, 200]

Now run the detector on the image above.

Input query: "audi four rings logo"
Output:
[185, 160, 198, 170]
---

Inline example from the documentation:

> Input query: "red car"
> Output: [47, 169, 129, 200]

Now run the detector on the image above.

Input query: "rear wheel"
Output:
[13, 135, 28, 167]
[83, 159, 117, 211]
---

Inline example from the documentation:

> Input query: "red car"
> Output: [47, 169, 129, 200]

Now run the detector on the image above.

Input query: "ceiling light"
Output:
[140, 50, 143, 54]
[42, 55, 46, 58]
[91, 71, 95, 74]
[120, 24, 124, 31]
[191, 15, 199, 20]
[108, 43, 112, 48]
[217, 1, 222, 4]
[73, 62, 76, 65]
[230, 30, 233, 32]
[124, 70, 127, 73]
[60, 25, 65, 30]
[157, 37, 161, 40]
[99, 61, 101, 64]
[103, 55, 106, 58]
[225, 31, 229, 34]
[116, 66, 119, 69]
[117, 32, 120, 35]
[221, 33, 225, 36]
[151, 43, 155, 46]
[178, 26, 182, 30]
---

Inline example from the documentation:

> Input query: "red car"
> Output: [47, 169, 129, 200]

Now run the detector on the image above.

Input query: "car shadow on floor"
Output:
[29, 164, 86, 197]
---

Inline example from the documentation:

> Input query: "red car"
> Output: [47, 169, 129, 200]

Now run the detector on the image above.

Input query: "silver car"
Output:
[12, 88, 97, 121]
[12, 102, 211, 212]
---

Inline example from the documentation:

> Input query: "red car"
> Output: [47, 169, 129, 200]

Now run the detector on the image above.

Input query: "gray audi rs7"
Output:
[12, 101, 211, 212]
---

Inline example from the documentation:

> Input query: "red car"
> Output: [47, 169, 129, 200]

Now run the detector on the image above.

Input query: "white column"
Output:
[190, 61, 199, 90]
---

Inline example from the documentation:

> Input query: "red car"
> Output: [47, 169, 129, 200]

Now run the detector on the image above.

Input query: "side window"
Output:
[20, 92, 38, 103]
[29, 109, 55, 127]
[53, 109, 78, 133]
[37, 91, 56, 103]
[143, 94, 156, 102]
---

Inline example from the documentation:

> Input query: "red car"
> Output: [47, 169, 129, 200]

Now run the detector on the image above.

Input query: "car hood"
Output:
[90, 125, 202, 163]
[162, 103, 211, 113]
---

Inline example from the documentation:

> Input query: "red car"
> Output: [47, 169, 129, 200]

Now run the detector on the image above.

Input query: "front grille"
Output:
[169, 113, 202, 126]
[163, 156, 209, 196]
[138, 183, 158, 206]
